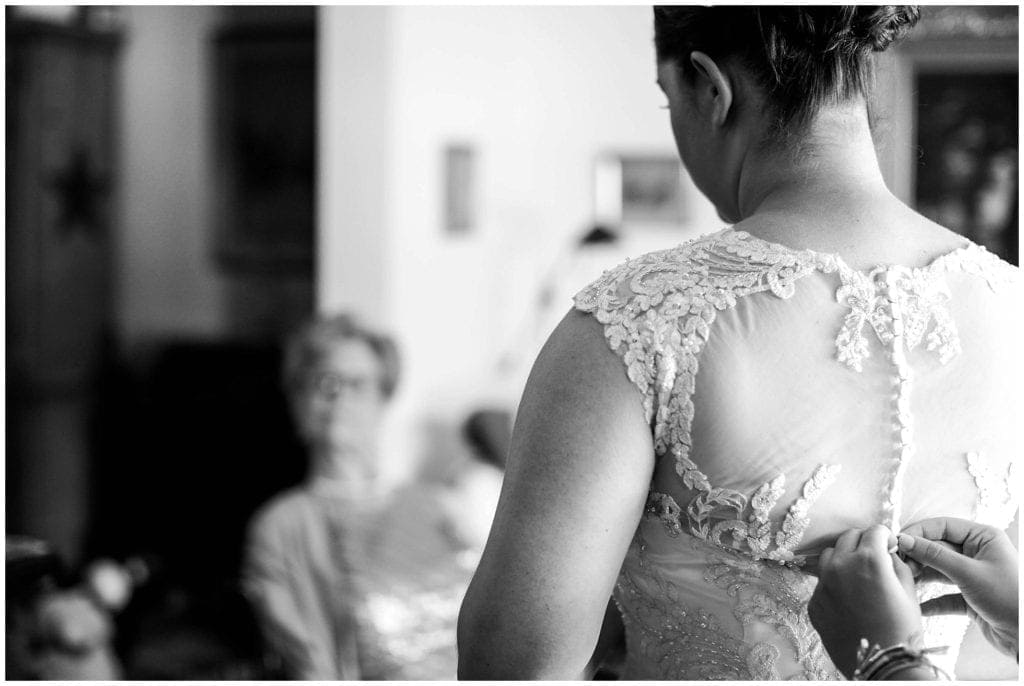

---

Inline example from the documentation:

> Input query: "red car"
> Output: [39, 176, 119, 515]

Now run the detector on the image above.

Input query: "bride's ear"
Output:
[689, 51, 733, 129]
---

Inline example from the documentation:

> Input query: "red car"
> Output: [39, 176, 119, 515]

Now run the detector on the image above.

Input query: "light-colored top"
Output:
[243, 478, 480, 680]
[573, 227, 1021, 679]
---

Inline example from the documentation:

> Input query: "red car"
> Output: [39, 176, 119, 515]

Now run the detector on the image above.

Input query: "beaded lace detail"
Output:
[575, 228, 1016, 544]
[646, 464, 841, 566]
[614, 530, 843, 680]
[828, 248, 1015, 531]
[832, 259, 974, 372]
[575, 228, 1018, 679]
[576, 231, 836, 474]
[616, 532, 782, 680]
[703, 549, 841, 680]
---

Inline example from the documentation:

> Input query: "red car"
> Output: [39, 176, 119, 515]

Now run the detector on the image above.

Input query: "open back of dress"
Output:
[574, 228, 1021, 679]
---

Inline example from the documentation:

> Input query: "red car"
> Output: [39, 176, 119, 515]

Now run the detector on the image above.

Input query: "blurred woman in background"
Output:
[459, 6, 1020, 679]
[244, 314, 481, 679]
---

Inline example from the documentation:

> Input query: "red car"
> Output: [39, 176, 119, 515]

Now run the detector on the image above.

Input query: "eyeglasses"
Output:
[301, 371, 377, 400]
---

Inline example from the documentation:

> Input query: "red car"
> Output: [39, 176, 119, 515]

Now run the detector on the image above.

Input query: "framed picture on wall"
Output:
[594, 154, 686, 229]
[443, 143, 477, 235]
[213, 27, 315, 273]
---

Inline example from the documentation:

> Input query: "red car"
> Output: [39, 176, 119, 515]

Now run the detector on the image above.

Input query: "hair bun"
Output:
[757, 6, 920, 55]
[653, 5, 921, 132]
[852, 5, 921, 52]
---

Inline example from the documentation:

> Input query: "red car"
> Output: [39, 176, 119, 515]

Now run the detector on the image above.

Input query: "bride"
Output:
[458, 6, 1020, 680]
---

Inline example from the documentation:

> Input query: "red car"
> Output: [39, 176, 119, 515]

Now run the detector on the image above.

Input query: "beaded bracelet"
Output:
[852, 638, 951, 681]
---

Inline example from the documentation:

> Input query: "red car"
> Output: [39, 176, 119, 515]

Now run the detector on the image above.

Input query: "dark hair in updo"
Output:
[654, 6, 921, 136]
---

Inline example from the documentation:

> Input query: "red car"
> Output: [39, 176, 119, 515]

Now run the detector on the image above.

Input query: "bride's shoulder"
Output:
[574, 228, 727, 306]
[573, 226, 794, 316]
[938, 239, 1021, 291]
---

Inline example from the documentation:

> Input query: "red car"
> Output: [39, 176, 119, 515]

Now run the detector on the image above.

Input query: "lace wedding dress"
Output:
[574, 228, 1021, 680]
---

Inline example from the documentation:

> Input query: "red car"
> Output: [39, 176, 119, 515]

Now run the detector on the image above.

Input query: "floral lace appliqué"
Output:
[577, 229, 1016, 537]
[575, 230, 1013, 522]
[646, 492, 684, 537]
[581, 231, 1019, 683]
[831, 242, 1017, 373]
[616, 532, 784, 680]
[646, 464, 840, 567]
[834, 264, 960, 372]
[575, 229, 1018, 681]
[773, 463, 842, 562]
[574, 229, 838, 482]
[703, 549, 841, 680]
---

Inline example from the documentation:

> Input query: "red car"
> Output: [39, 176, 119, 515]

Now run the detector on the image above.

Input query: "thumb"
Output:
[898, 533, 975, 583]
[890, 553, 916, 595]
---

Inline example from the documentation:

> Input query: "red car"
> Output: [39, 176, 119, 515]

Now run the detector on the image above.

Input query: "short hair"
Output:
[282, 313, 400, 400]
[653, 6, 921, 139]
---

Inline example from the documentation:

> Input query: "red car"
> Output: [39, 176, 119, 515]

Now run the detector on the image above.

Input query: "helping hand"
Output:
[808, 525, 924, 678]
[898, 517, 1018, 658]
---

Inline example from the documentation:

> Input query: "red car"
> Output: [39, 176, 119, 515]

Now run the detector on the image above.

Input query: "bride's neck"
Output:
[736, 103, 893, 224]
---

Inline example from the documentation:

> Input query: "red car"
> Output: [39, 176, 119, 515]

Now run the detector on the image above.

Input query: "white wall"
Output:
[318, 6, 717, 476]
[317, 7, 394, 327]
[117, 6, 226, 345]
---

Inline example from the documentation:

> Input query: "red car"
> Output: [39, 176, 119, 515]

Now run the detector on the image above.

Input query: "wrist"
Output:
[977, 618, 1019, 658]
[851, 638, 950, 681]
[882, 663, 938, 681]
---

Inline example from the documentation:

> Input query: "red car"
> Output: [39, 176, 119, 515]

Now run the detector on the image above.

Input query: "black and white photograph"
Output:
[5, 4, 1020, 681]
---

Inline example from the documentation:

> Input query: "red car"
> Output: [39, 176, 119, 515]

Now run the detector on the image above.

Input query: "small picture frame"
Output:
[443, 143, 477, 234]
[595, 153, 686, 228]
